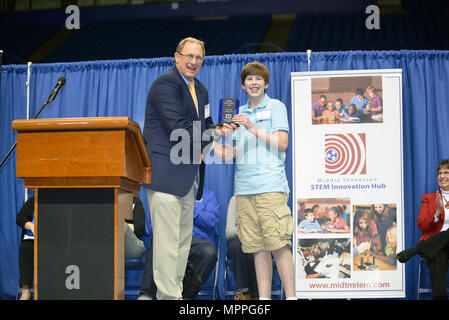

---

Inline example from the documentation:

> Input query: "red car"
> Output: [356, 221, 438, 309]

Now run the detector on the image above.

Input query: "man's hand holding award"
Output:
[213, 98, 239, 160]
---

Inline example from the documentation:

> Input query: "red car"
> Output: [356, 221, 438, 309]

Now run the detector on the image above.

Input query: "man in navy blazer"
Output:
[143, 50, 214, 199]
[141, 37, 231, 300]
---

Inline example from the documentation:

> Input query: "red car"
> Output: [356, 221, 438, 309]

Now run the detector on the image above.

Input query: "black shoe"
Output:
[396, 247, 418, 263]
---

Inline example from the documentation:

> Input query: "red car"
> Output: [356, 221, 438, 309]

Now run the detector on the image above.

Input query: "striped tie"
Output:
[188, 80, 198, 112]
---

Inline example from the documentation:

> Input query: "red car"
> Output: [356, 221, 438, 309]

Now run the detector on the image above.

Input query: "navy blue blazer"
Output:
[143, 67, 215, 199]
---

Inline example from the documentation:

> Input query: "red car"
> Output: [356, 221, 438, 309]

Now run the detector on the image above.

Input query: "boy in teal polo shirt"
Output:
[228, 61, 295, 300]
[233, 94, 290, 195]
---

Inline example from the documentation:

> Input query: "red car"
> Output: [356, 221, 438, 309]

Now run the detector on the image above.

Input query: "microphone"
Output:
[0, 76, 67, 169]
[45, 76, 66, 104]
[34, 76, 66, 119]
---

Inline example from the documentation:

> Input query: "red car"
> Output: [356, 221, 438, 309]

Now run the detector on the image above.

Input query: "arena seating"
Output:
[1, 0, 449, 65]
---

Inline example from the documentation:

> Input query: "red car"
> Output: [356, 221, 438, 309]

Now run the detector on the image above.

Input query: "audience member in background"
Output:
[16, 197, 35, 300]
[225, 195, 258, 300]
[125, 196, 146, 260]
[397, 159, 449, 299]
[139, 189, 220, 300]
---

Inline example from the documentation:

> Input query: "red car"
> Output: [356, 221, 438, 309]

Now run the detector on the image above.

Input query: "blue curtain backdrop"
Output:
[1, 50, 448, 299]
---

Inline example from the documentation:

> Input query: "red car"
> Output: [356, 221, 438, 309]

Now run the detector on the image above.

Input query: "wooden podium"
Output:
[12, 117, 151, 300]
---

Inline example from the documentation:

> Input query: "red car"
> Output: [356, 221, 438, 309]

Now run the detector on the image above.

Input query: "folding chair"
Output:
[223, 259, 238, 300]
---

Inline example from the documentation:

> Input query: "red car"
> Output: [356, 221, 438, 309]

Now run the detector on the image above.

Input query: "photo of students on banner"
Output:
[297, 198, 350, 234]
[311, 75, 383, 125]
[353, 203, 398, 271]
[297, 238, 351, 279]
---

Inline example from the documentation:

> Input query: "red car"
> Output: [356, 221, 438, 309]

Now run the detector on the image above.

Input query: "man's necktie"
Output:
[188, 80, 203, 163]
[188, 80, 198, 112]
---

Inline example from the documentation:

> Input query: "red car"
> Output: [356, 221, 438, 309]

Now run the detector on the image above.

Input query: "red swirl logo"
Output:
[325, 133, 366, 175]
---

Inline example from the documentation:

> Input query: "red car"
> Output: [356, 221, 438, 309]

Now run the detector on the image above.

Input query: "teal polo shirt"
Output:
[233, 94, 290, 195]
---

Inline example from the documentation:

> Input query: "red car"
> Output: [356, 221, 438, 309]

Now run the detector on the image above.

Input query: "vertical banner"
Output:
[291, 69, 404, 298]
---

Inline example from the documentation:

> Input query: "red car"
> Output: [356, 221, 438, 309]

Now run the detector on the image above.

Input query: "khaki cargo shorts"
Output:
[236, 192, 294, 253]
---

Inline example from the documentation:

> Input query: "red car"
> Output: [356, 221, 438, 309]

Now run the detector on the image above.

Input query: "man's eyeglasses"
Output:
[176, 51, 204, 62]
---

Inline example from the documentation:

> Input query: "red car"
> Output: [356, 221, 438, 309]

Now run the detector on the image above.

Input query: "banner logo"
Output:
[325, 133, 366, 175]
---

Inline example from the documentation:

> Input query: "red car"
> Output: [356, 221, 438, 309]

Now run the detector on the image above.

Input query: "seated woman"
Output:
[16, 197, 35, 300]
[397, 159, 449, 300]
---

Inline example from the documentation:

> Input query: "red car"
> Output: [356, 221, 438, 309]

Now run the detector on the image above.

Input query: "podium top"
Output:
[13, 116, 139, 133]
[13, 116, 150, 168]
[13, 117, 151, 186]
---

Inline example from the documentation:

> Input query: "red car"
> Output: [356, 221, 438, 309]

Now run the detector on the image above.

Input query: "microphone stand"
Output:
[0, 96, 53, 169]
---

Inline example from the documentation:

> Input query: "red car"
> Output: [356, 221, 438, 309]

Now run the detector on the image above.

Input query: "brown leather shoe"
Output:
[234, 291, 252, 300]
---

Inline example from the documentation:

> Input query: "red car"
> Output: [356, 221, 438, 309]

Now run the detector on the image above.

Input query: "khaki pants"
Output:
[147, 185, 194, 300]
